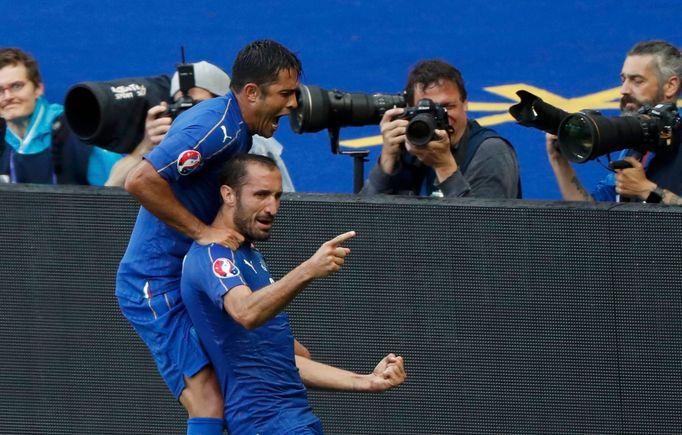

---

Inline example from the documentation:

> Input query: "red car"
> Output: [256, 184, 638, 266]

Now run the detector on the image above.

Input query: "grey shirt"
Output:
[361, 136, 520, 198]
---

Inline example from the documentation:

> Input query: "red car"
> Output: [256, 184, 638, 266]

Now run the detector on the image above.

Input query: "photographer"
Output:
[360, 59, 520, 198]
[546, 40, 682, 204]
[105, 61, 295, 191]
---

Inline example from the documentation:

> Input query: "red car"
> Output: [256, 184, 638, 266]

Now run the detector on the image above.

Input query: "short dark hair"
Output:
[219, 153, 280, 192]
[0, 47, 42, 86]
[628, 40, 682, 97]
[230, 40, 302, 93]
[404, 59, 467, 105]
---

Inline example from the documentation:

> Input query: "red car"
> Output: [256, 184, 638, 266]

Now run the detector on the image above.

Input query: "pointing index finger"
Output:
[328, 230, 356, 246]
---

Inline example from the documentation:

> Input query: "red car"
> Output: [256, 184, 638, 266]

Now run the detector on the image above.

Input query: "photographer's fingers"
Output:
[433, 128, 450, 143]
[381, 107, 405, 123]
[147, 121, 171, 144]
[381, 118, 407, 145]
[623, 156, 643, 169]
[146, 103, 168, 120]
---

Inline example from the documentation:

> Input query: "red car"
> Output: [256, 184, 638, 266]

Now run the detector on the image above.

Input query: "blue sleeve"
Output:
[196, 244, 249, 311]
[591, 173, 617, 202]
[146, 98, 249, 183]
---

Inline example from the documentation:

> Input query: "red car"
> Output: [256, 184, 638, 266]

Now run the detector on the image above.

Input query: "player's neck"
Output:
[212, 208, 239, 233]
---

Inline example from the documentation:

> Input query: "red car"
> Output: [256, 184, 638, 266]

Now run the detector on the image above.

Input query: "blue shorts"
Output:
[117, 286, 210, 399]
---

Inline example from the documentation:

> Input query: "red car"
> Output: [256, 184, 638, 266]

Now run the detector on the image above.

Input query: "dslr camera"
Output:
[509, 90, 681, 162]
[289, 84, 452, 150]
[401, 98, 452, 147]
[165, 62, 197, 120]
[289, 84, 406, 154]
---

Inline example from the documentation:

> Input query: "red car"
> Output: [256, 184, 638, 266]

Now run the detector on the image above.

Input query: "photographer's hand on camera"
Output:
[405, 128, 458, 182]
[545, 133, 564, 162]
[378, 107, 408, 174]
[614, 156, 657, 200]
[146, 101, 173, 146]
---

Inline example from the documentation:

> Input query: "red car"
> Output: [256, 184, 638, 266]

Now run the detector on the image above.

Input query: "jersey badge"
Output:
[213, 258, 240, 278]
[177, 150, 202, 175]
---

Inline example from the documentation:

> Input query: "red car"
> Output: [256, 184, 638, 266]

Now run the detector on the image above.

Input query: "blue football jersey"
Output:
[181, 242, 320, 435]
[116, 93, 253, 300]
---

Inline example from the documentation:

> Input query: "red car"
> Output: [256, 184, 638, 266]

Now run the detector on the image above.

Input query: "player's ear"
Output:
[220, 185, 237, 206]
[243, 83, 261, 102]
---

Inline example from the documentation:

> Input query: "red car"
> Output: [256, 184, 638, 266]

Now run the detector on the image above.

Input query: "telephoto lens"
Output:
[64, 75, 171, 154]
[557, 103, 680, 163]
[289, 84, 406, 133]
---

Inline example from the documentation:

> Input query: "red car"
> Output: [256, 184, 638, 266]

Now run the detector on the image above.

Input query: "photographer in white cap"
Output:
[105, 61, 295, 190]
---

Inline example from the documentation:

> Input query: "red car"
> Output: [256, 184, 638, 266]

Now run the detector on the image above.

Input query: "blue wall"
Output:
[5, 1, 678, 198]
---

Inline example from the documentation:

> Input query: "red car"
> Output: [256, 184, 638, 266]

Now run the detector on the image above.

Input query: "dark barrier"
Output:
[0, 184, 681, 434]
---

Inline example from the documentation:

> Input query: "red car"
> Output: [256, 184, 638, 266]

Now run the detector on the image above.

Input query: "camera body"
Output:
[165, 63, 197, 119]
[165, 95, 195, 120]
[640, 103, 681, 147]
[401, 98, 452, 147]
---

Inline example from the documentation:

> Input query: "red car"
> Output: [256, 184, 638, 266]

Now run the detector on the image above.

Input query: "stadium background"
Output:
[4, 1, 679, 197]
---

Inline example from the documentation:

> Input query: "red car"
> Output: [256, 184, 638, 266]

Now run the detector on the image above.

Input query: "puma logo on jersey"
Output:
[243, 259, 257, 273]
[220, 125, 231, 143]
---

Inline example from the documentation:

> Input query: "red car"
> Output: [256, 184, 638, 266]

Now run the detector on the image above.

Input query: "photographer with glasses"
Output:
[0, 47, 124, 186]
[360, 59, 520, 198]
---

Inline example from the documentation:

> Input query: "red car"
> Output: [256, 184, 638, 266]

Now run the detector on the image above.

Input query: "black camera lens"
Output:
[556, 114, 596, 163]
[557, 112, 648, 163]
[401, 98, 451, 147]
[289, 84, 405, 133]
[406, 114, 437, 147]
[63, 75, 171, 154]
[290, 85, 330, 133]
[64, 85, 103, 141]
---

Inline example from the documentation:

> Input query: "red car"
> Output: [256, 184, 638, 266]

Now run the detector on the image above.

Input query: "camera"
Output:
[289, 85, 451, 149]
[165, 63, 196, 119]
[401, 98, 452, 147]
[64, 75, 172, 154]
[64, 48, 197, 154]
[509, 89, 681, 163]
[557, 103, 681, 162]
[289, 84, 406, 134]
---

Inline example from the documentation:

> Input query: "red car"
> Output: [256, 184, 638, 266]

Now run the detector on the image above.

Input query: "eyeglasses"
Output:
[0, 81, 27, 97]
